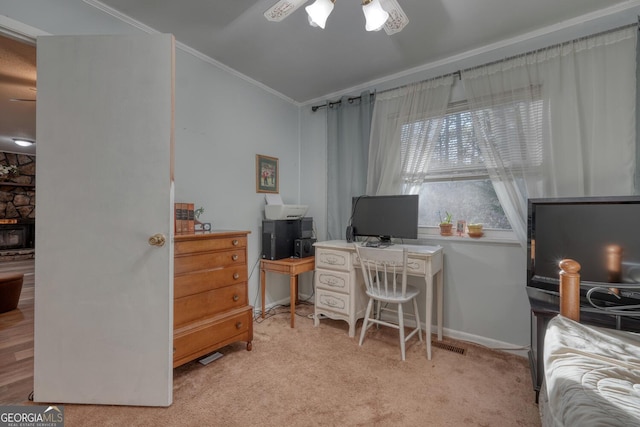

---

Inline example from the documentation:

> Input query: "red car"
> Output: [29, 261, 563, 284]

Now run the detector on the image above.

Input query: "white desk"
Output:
[313, 240, 444, 360]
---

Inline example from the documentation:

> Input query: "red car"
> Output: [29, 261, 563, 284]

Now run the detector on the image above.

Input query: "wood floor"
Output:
[0, 259, 34, 404]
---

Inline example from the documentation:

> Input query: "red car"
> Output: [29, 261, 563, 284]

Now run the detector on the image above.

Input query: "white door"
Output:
[34, 34, 175, 406]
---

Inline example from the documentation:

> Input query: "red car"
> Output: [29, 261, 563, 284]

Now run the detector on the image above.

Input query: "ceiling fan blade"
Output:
[380, 0, 409, 35]
[264, 0, 309, 22]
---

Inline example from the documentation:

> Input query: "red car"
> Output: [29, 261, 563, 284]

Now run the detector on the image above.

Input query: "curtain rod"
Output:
[310, 71, 461, 112]
[461, 21, 638, 75]
[311, 20, 637, 113]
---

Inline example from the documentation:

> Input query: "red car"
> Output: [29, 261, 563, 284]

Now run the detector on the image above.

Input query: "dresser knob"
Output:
[233, 272, 240, 280]
[232, 254, 239, 261]
[233, 294, 239, 302]
[235, 321, 243, 329]
[232, 239, 239, 246]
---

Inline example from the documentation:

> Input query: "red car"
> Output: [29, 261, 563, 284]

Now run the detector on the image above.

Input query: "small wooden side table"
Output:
[260, 257, 315, 328]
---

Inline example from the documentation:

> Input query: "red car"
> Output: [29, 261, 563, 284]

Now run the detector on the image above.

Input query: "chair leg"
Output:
[359, 297, 374, 346]
[398, 302, 406, 361]
[413, 297, 423, 342]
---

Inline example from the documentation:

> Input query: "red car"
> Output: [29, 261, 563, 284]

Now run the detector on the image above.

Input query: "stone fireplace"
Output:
[0, 220, 35, 250]
[0, 152, 35, 260]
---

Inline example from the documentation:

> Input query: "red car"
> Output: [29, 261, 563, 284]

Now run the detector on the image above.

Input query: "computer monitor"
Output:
[350, 194, 419, 243]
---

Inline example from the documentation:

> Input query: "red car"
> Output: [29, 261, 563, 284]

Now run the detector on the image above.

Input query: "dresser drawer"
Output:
[316, 288, 350, 316]
[175, 235, 247, 256]
[315, 248, 353, 272]
[174, 282, 247, 327]
[175, 266, 247, 298]
[173, 308, 252, 365]
[315, 269, 350, 294]
[175, 250, 246, 275]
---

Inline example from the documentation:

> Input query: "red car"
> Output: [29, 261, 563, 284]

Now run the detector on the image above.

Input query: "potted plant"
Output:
[467, 223, 484, 238]
[439, 211, 453, 236]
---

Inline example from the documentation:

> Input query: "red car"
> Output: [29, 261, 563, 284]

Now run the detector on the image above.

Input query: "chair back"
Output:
[355, 245, 408, 298]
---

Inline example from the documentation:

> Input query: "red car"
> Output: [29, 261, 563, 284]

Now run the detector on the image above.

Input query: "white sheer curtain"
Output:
[462, 26, 637, 246]
[367, 76, 454, 195]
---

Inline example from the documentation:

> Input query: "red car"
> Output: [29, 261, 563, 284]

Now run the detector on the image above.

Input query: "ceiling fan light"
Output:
[13, 138, 35, 147]
[305, 0, 335, 29]
[362, 0, 389, 32]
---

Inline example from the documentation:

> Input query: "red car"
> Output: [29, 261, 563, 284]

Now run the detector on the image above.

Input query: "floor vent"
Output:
[432, 341, 466, 355]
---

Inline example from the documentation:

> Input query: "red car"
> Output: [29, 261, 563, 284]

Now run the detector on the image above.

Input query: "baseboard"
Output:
[258, 296, 530, 358]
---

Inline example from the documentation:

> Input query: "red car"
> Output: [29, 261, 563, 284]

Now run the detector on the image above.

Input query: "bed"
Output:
[539, 260, 640, 426]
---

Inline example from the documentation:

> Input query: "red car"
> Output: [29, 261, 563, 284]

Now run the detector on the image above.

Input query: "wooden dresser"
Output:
[173, 230, 253, 367]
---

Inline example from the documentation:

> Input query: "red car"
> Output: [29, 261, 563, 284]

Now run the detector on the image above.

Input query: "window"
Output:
[401, 98, 538, 230]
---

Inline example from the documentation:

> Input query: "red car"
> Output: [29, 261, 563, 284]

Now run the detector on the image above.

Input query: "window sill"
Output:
[416, 227, 520, 246]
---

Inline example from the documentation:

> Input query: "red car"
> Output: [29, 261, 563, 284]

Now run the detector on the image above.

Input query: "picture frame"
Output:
[456, 220, 466, 236]
[256, 154, 279, 193]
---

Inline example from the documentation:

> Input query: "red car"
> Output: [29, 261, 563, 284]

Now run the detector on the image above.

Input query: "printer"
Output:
[264, 194, 308, 220]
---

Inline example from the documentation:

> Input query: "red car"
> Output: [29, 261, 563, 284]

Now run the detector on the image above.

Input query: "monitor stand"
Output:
[364, 236, 393, 248]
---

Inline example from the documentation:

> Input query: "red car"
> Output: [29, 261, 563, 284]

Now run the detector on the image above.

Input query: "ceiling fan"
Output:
[264, 0, 409, 35]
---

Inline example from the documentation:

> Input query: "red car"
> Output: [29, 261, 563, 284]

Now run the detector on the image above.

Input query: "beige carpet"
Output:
[61, 304, 540, 426]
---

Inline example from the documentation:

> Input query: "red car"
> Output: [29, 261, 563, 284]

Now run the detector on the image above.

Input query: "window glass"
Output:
[402, 104, 512, 230]
[417, 179, 511, 229]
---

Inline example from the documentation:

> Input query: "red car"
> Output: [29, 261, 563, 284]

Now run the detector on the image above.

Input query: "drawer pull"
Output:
[233, 294, 239, 302]
[233, 272, 240, 280]
[235, 321, 243, 329]
[232, 239, 239, 246]
[232, 254, 239, 261]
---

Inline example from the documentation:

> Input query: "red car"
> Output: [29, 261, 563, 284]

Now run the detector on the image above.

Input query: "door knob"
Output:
[148, 233, 166, 247]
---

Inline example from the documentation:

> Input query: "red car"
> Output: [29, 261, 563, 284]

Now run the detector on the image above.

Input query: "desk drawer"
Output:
[315, 269, 350, 294]
[406, 258, 426, 275]
[352, 253, 426, 276]
[316, 288, 350, 316]
[315, 248, 353, 272]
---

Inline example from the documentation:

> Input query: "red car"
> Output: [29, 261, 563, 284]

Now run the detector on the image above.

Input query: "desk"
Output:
[313, 240, 444, 360]
[260, 257, 316, 328]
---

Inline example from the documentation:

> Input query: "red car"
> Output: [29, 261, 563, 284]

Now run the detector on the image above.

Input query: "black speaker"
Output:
[294, 238, 316, 258]
[298, 217, 313, 238]
[345, 225, 354, 243]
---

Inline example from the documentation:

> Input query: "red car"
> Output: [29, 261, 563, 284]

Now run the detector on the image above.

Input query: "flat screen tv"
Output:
[350, 194, 419, 244]
[527, 196, 640, 301]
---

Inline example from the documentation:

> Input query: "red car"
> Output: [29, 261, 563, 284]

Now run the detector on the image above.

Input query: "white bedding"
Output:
[542, 315, 640, 427]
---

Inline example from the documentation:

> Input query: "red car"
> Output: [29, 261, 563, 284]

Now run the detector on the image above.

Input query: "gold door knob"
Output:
[232, 254, 239, 261]
[233, 272, 240, 280]
[148, 233, 166, 247]
[232, 239, 239, 246]
[233, 294, 240, 302]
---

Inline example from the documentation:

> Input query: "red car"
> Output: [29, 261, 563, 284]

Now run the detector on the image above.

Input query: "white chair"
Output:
[355, 244, 423, 361]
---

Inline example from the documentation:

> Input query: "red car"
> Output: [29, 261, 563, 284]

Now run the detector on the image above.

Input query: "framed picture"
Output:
[256, 154, 279, 193]
[456, 220, 466, 236]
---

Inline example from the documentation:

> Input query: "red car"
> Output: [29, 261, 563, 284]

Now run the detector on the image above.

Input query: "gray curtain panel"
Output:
[326, 91, 374, 240]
